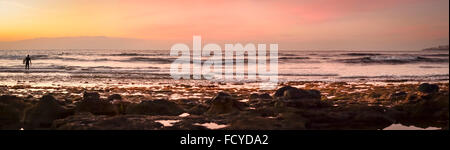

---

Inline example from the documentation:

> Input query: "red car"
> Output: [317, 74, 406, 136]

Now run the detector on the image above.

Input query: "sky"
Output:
[0, 0, 448, 50]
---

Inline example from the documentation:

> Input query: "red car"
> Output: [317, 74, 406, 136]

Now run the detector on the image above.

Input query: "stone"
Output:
[273, 86, 323, 108]
[24, 95, 74, 129]
[249, 93, 259, 100]
[52, 113, 163, 130]
[83, 91, 100, 101]
[0, 95, 29, 130]
[274, 86, 321, 101]
[259, 93, 273, 100]
[206, 92, 244, 115]
[107, 94, 122, 101]
[126, 100, 185, 116]
[188, 104, 209, 115]
[418, 83, 439, 93]
[76, 92, 118, 116]
[388, 91, 407, 101]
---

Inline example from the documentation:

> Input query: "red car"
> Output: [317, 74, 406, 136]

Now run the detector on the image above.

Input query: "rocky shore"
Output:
[1, 82, 448, 130]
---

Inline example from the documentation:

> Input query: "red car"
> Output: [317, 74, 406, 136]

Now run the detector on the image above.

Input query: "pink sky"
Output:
[0, 0, 448, 50]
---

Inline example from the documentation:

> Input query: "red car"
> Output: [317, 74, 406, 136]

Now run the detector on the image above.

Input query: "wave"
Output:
[337, 56, 449, 64]
[124, 57, 175, 63]
[279, 57, 310, 60]
[107, 53, 166, 56]
[342, 53, 382, 56]
[422, 54, 449, 57]
[278, 73, 339, 76]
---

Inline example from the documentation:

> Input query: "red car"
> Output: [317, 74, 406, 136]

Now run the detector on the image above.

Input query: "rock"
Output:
[273, 86, 323, 108]
[0, 103, 21, 129]
[24, 95, 74, 129]
[392, 92, 449, 121]
[274, 86, 321, 101]
[0, 95, 30, 130]
[206, 92, 244, 115]
[76, 93, 118, 115]
[273, 86, 297, 97]
[126, 100, 184, 116]
[249, 93, 259, 100]
[418, 83, 439, 93]
[228, 116, 285, 130]
[83, 91, 100, 101]
[52, 113, 163, 130]
[188, 104, 209, 115]
[302, 105, 394, 130]
[259, 93, 273, 100]
[206, 92, 230, 104]
[107, 94, 122, 101]
[389, 91, 407, 101]
[249, 93, 273, 100]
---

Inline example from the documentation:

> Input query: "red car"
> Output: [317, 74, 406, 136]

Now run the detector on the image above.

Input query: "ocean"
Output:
[0, 49, 448, 87]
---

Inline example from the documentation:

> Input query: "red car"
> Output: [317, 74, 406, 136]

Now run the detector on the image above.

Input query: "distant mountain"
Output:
[0, 36, 167, 50]
[423, 45, 449, 51]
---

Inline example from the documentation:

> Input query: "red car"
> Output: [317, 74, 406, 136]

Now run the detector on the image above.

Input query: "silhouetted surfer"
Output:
[23, 55, 31, 70]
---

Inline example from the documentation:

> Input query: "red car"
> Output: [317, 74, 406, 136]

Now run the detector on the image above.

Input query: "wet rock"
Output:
[249, 93, 259, 100]
[126, 100, 184, 116]
[112, 101, 132, 115]
[273, 86, 324, 108]
[0, 95, 31, 129]
[274, 86, 321, 101]
[0, 103, 21, 129]
[389, 91, 407, 101]
[418, 83, 439, 93]
[24, 95, 74, 129]
[107, 94, 122, 101]
[303, 105, 394, 130]
[368, 92, 382, 98]
[228, 116, 284, 130]
[248, 107, 277, 117]
[188, 104, 209, 115]
[76, 93, 118, 115]
[259, 93, 273, 100]
[249, 93, 273, 100]
[391, 92, 449, 122]
[52, 113, 163, 130]
[83, 91, 100, 101]
[273, 86, 297, 97]
[206, 92, 244, 115]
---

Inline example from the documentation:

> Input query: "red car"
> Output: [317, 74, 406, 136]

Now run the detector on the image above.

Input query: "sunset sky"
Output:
[0, 0, 448, 50]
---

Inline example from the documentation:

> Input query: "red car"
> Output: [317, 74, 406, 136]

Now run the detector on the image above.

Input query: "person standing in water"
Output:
[23, 55, 31, 70]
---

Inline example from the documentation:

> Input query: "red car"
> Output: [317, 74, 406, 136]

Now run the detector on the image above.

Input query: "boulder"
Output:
[259, 93, 273, 100]
[0, 103, 22, 129]
[274, 86, 321, 101]
[52, 113, 163, 130]
[249, 93, 273, 100]
[0, 95, 31, 129]
[391, 92, 449, 121]
[418, 83, 439, 93]
[273, 86, 323, 108]
[76, 92, 118, 115]
[107, 94, 122, 101]
[24, 95, 73, 129]
[83, 91, 100, 101]
[188, 104, 209, 115]
[206, 92, 244, 115]
[249, 93, 259, 100]
[126, 100, 184, 116]
[388, 91, 407, 101]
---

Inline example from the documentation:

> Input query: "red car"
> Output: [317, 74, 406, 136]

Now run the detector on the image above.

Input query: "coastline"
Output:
[1, 77, 448, 130]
